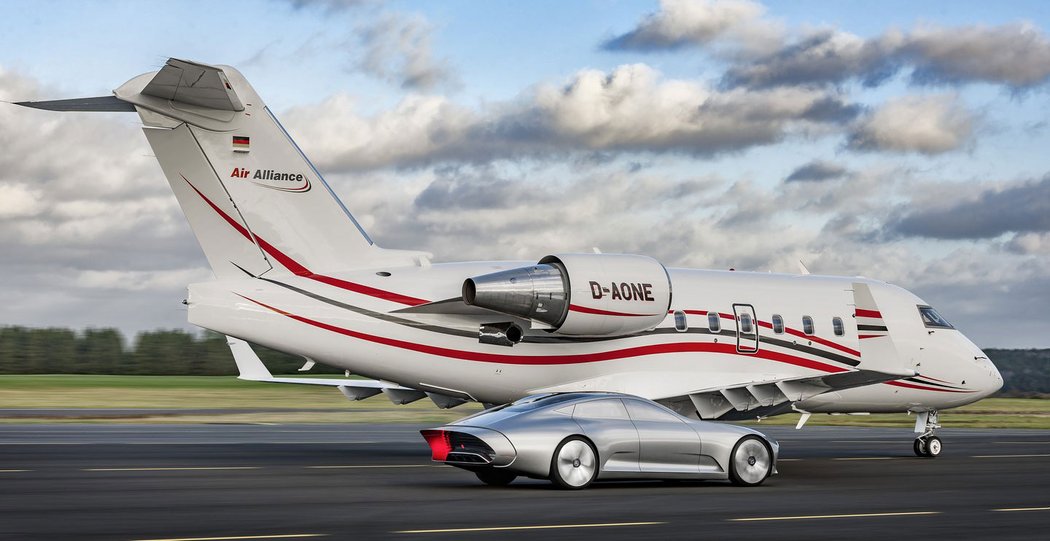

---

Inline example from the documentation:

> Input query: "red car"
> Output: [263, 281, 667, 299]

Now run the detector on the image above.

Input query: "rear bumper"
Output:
[421, 426, 517, 468]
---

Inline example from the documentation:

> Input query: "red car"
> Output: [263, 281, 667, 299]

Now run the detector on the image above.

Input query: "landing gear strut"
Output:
[913, 410, 942, 457]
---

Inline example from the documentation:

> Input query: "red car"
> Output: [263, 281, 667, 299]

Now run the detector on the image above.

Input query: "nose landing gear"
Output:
[913, 410, 942, 457]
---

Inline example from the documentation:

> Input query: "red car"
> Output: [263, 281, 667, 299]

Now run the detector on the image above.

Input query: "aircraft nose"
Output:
[977, 350, 1003, 397]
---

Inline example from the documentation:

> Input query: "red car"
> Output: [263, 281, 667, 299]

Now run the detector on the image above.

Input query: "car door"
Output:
[624, 398, 701, 473]
[571, 398, 640, 473]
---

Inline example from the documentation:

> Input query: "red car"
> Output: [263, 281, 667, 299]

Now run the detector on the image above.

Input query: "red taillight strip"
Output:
[421, 430, 452, 461]
[181, 174, 428, 306]
[236, 294, 848, 373]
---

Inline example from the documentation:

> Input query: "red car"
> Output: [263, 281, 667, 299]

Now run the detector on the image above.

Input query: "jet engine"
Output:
[462, 253, 672, 336]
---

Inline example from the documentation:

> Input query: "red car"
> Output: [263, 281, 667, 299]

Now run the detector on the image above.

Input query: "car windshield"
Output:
[918, 305, 953, 329]
[502, 393, 594, 412]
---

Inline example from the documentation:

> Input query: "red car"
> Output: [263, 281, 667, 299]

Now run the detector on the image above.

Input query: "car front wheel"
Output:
[729, 435, 772, 486]
[550, 436, 598, 489]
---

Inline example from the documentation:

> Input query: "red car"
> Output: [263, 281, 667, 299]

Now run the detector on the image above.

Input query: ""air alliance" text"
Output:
[229, 168, 305, 182]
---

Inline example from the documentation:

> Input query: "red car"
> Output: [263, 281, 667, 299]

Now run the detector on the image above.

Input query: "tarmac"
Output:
[1, 424, 1048, 540]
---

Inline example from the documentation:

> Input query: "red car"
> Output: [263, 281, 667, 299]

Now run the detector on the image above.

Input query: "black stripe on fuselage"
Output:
[245, 271, 860, 368]
[857, 324, 889, 332]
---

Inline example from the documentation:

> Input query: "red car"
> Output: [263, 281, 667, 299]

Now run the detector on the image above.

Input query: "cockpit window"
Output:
[918, 305, 953, 329]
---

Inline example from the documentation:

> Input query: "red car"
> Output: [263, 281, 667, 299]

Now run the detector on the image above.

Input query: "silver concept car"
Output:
[421, 392, 778, 489]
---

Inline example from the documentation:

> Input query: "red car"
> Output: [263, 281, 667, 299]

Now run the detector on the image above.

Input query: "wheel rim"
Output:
[928, 438, 942, 456]
[556, 440, 596, 487]
[733, 438, 770, 485]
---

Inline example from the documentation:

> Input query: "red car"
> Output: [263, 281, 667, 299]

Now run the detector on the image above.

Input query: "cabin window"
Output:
[802, 315, 815, 335]
[673, 311, 688, 332]
[832, 317, 844, 336]
[918, 305, 954, 329]
[771, 314, 784, 334]
[739, 313, 754, 334]
[708, 312, 721, 333]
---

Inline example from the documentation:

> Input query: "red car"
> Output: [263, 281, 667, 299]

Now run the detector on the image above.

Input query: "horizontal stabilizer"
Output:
[14, 95, 135, 112]
[226, 335, 425, 399]
[142, 58, 244, 111]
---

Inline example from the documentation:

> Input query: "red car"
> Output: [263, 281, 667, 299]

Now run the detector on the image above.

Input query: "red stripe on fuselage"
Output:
[238, 294, 850, 372]
[855, 309, 883, 319]
[569, 304, 653, 317]
[884, 380, 974, 393]
[181, 175, 428, 306]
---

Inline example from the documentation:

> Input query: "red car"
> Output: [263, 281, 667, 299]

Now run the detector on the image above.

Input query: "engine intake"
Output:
[463, 253, 672, 337]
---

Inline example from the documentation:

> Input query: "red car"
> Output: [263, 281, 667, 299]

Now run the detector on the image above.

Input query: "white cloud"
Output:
[602, 0, 783, 55]
[847, 94, 974, 154]
[0, 184, 44, 218]
[355, 12, 457, 90]
[284, 63, 858, 170]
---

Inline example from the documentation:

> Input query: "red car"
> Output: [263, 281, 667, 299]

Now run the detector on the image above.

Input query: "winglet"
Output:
[227, 336, 273, 381]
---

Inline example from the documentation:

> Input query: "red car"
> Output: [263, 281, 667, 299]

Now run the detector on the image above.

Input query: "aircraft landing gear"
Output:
[913, 410, 942, 457]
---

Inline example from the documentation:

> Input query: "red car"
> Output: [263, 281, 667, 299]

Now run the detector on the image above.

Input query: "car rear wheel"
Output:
[475, 468, 517, 486]
[729, 436, 772, 487]
[550, 436, 597, 490]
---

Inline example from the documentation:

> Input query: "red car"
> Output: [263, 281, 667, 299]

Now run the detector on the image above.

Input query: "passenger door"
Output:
[624, 399, 701, 473]
[734, 303, 759, 353]
[572, 399, 640, 473]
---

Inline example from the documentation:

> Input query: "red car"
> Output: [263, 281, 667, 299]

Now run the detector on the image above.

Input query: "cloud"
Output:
[355, 12, 457, 91]
[723, 23, 1050, 90]
[602, 0, 782, 54]
[284, 63, 859, 170]
[900, 23, 1050, 88]
[722, 29, 896, 89]
[286, 0, 373, 12]
[846, 94, 974, 154]
[785, 160, 851, 182]
[890, 176, 1050, 239]
[0, 65, 212, 335]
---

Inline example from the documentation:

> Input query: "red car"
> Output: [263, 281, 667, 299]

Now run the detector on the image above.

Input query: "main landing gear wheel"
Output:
[550, 436, 597, 490]
[729, 436, 773, 487]
[475, 468, 517, 486]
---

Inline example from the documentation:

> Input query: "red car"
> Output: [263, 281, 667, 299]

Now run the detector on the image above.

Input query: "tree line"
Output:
[0, 327, 1047, 394]
[0, 326, 341, 375]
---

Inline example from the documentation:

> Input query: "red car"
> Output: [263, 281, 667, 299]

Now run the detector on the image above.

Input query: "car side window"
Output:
[624, 399, 682, 423]
[708, 312, 721, 332]
[573, 399, 630, 420]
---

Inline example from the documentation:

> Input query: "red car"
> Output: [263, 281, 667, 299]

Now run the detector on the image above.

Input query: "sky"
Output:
[1, 0, 1049, 348]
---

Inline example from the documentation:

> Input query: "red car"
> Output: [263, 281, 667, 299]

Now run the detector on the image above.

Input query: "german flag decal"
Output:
[232, 136, 250, 153]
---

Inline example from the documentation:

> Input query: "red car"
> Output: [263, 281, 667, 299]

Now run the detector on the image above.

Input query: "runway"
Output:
[2, 424, 1049, 540]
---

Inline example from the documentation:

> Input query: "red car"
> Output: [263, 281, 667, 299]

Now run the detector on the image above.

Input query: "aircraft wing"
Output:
[226, 336, 470, 408]
[657, 368, 909, 421]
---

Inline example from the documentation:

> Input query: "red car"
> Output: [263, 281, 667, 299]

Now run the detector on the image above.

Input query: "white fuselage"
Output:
[187, 261, 1002, 411]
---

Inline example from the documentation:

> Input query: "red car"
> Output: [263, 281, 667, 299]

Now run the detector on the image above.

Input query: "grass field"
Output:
[1, 375, 1048, 428]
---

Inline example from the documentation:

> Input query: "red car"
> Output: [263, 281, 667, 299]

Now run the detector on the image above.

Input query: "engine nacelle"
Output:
[462, 253, 672, 336]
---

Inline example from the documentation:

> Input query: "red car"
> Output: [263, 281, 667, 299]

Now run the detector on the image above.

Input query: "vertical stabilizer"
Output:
[110, 59, 414, 279]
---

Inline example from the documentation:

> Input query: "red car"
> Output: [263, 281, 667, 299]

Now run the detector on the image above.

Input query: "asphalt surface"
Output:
[2, 424, 1049, 540]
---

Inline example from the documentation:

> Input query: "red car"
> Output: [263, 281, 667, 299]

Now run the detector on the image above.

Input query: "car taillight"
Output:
[421, 430, 452, 461]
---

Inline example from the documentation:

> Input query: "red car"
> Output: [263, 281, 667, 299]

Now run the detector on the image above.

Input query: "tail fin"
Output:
[22, 58, 425, 279]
